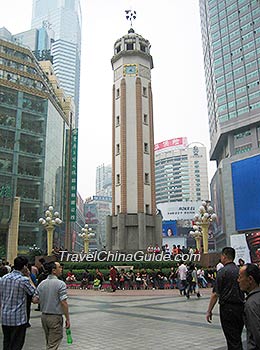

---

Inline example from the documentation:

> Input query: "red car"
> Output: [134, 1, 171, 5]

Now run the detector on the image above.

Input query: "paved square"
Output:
[0, 289, 246, 349]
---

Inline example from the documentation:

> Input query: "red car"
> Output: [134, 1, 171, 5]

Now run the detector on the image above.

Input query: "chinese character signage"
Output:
[70, 129, 78, 221]
[93, 196, 112, 202]
[154, 137, 188, 152]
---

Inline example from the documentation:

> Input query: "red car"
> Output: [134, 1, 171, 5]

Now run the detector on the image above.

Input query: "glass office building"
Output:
[31, 0, 82, 125]
[0, 38, 69, 254]
[200, 0, 260, 247]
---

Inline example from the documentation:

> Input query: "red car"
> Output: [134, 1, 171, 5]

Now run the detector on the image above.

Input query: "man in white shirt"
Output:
[177, 262, 187, 295]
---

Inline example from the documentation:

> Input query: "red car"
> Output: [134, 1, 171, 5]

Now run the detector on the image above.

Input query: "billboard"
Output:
[154, 137, 187, 152]
[210, 169, 224, 236]
[162, 220, 177, 237]
[245, 231, 260, 263]
[231, 232, 260, 264]
[230, 234, 251, 264]
[232, 155, 260, 231]
[157, 201, 201, 221]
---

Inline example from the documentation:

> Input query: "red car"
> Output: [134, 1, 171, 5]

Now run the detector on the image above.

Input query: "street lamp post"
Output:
[78, 224, 95, 253]
[39, 206, 62, 256]
[189, 226, 202, 252]
[192, 201, 217, 254]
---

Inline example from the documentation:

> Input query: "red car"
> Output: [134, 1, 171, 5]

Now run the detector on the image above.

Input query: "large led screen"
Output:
[232, 155, 260, 231]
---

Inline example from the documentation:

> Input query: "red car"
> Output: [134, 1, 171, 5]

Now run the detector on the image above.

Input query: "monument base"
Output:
[200, 252, 220, 267]
[106, 213, 162, 251]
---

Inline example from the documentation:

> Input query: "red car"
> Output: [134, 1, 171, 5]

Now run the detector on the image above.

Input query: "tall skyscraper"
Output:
[200, 0, 260, 248]
[96, 163, 112, 197]
[31, 0, 82, 125]
[106, 27, 162, 251]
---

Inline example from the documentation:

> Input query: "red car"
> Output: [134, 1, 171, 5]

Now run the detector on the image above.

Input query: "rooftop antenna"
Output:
[125, 9, 136, 28]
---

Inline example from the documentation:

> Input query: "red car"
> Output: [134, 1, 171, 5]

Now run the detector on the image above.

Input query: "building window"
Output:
[116, 88, 120, 98]
[126, 43, 134, 50]
[143, 114, 148, 124]
[144, 142, 149, 153]
[116, 115, 120, 126]
[116, 144, 120, 154]
[145, 204, 150, 214]
[116, 45, 121, 54]
[140, 45, 146, 52]
[116, 174, 120, 185]
[145, 173, 149, 184]
[117, 205, 120, 214]
[143, 87, 147, 97]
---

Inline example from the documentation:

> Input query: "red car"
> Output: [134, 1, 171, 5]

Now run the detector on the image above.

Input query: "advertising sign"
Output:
[232, 155, 260, 231]
[93, 195, 112, 202]
[162, 220, 177, 237]
[70, 128, 78, 222]
[230, 234, 251, 264]
[245, 232, 260, 264]
[157, 201, 200, 221]
[154, 137, 187, 152]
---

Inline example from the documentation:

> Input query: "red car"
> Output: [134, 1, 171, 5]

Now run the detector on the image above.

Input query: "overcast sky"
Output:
[0, 0, 216, 199]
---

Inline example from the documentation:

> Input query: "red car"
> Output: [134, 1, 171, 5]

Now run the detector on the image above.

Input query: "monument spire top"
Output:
[125, 9, 136, 31]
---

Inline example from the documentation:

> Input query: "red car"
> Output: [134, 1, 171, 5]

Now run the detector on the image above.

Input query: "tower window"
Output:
[143, 87, 147, 97]
[117, 205, 120, 214]
[126, 43, 134, 50]
[144, 142, 149, 153]
[144, 114, 148, 124]
[145, 204, 150, 214]
[116, 174, 120, 185]
[116, 115, 120, 126]
[116, 144, 120, 154]
[116, 45, 121, 54]
[145, 173, 149, 184]
[116, 88, 120, 98]
[140, 45, 146, 53]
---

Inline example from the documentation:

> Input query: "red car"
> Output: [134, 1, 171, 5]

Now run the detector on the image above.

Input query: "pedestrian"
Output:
[80, 268, 90, 289]
[238, 263, 260, 349]
[109, 265, 117, 292]
[0, 256, 36, 350]
[35, 261, 70, 350]
[177, 261, 187, 296]
[26, 263, 37, 328]
[206, 247, 244, 350]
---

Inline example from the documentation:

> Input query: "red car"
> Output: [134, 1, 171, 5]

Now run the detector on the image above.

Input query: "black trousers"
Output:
[219, 303, 244, 350]
[2, 324, 27, 350]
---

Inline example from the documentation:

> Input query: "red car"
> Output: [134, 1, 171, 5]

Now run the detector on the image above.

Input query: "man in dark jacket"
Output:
[238, 263, 260, 349]
[206, 247, 244, 350]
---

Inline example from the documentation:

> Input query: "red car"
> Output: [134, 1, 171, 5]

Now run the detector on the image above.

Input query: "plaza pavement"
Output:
[0, 288, 246, 349]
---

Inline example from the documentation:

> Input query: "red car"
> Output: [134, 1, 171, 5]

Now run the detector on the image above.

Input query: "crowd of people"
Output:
[147, 244, 200, 256]
[107, 264, 213, 293]
[0, 257, 70, 350]
[0, 248, 260, 350]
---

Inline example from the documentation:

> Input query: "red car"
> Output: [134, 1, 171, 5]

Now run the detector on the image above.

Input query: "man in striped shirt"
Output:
[0, 256, 36, 350]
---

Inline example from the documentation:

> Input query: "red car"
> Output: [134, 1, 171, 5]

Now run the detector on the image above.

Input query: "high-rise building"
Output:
[0, 37, 73, 259]
[155, 137, 209, 204]
[155, 137, 209, 249]
[96, 163, 112, 197]
[106, 27, 162, 251]
[200, 0, 260, 248]
[31, 0, 82, 125]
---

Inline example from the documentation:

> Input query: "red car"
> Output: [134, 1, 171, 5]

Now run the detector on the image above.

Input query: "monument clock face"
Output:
[123, 64, 138, 76]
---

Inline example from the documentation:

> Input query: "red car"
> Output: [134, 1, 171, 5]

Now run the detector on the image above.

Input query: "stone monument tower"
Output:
[106, 13, 162, 251]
